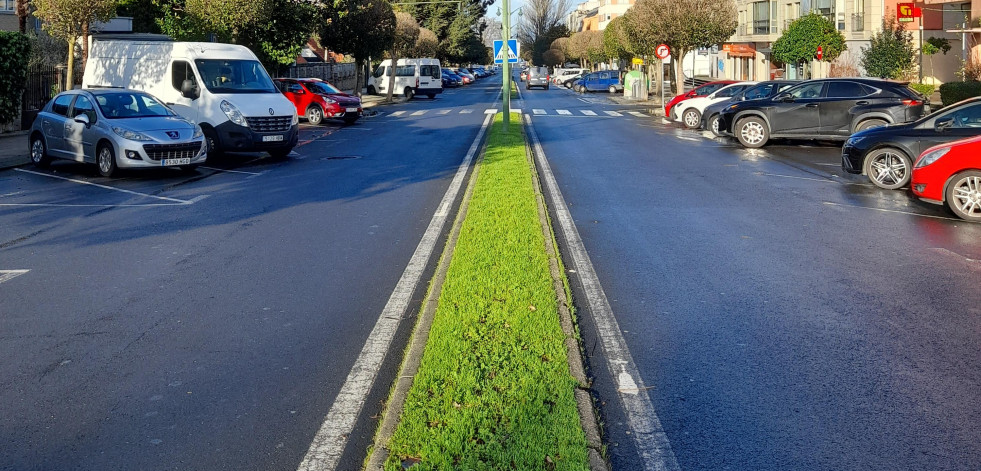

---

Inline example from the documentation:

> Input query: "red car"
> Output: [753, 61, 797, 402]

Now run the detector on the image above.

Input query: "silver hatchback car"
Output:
[29, 89, 207, 177]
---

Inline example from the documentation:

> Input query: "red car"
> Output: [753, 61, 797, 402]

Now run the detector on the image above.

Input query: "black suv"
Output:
[718, 78, 928, 148]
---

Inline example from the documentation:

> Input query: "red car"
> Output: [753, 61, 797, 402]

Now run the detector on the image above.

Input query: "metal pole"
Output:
[660, 58, 664, 115]
[502, 0, 510, 128]
[919, 23, 924, 83]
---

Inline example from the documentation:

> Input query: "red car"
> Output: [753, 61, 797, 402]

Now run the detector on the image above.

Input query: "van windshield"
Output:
[195, 59, 277, 94]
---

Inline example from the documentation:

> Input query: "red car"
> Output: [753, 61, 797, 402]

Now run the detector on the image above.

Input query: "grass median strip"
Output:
[384, 113, 589, 470]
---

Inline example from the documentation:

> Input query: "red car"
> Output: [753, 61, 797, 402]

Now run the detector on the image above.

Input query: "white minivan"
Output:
[367, 58, 443, 99]
[83, 37, 298, 158]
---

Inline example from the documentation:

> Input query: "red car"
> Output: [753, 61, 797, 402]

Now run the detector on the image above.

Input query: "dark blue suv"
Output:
[574, 70, 622, 94]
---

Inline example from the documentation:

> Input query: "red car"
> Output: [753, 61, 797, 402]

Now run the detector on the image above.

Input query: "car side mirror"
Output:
[935, 117, 954, 132]
[775, 93, 793, 102]
[181, 80, 199, 99]
[73, 113, 90, 125]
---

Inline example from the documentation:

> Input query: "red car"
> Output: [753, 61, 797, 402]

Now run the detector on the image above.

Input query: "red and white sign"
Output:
[897, 2, 921, 22]
[655, 44, 671, 60]
[816, 46, 823, 60]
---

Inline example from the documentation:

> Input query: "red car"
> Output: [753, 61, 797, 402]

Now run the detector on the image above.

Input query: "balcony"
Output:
[753, 18, 771, 35]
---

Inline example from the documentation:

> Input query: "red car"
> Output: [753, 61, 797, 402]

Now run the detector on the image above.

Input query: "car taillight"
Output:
[902, 99, 922, 106]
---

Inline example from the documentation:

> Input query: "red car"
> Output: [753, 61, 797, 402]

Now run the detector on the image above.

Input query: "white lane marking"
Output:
[484, 108, 497, 114]
[822, 201, 958, 220]
[628, 111, 646, 117]
[755, 172, 837, 184]
[0, 270, 29, 284]
[438, 109, 452, 115]
[390, 111, 407, 117]
[410, 110, 427, 116]
[297, 111, 495, 471]
[676, 136, 700, 142]
[199, 166, 264, 176]
[460, 109, 473, 114]
[581, 110, 597, 116]
[523, 114, 681, 471]
[557, 109, 572, 115]
[510, 108, 522, 114]
[15, 168, 191, 203]
[533, 109, 547, 115]
[605, 111, 623, 117]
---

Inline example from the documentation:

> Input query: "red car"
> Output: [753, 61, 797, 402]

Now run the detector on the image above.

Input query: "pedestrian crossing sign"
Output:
[493, 39, 519, 64]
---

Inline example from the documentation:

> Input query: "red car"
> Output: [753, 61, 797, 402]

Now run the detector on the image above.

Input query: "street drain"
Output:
[321, 156, 361, 161]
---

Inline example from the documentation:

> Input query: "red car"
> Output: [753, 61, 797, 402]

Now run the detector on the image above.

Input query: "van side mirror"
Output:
[181, 80, 199, 99]
[74, 114, 90, 125]
[935, 117, 954, 132]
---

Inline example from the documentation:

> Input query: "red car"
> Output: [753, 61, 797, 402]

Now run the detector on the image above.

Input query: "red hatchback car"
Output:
[911, 135, 981, 221]
[664, 80, 736, 120]
[275, 78, 362, 125]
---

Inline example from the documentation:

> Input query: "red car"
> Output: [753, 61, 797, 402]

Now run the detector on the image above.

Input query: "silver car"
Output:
[29, 89, 207, 177]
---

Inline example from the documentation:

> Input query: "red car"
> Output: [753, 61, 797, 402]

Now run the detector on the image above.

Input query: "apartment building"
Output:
[597, 0, 637, 30]
[567, 0, 601, 32]
[1, 0, 21, 32]
[884, 0, 981, 83]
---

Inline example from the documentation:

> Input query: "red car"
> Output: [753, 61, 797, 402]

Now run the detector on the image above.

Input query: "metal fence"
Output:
[280, 62, 359, 93]
[21, 64, 64, 130]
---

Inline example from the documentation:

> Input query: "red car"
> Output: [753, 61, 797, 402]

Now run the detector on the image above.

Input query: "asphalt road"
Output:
[522, 82, 981, 470]
[0, 80, 500, 470]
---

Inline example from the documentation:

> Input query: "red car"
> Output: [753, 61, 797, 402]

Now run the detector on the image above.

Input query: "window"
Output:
[599, 72, 610, 80]
[752, 1, 770, 34]
[1, 0, 13, 11]
[373, 66, 387, 78]
[852, 0, 865, 31]
[787, 82, 824, 99]
[195, 59, 277, 94]
[171, 61, 197, 92]
[717, 85, 745, 97]
[826, 81, 870, 98]
[70, 95, 96, 123]
[94, 92, 173, 119]
[51, 94, 73, 116]
[396, 65, 415, 76]
[420, 65, 440, 79]
[744, 83, 776, 100]
[943, 103, 981, 128]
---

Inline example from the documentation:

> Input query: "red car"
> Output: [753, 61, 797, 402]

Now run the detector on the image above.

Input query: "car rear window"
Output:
[699, 83, 727, 95]
[827, 81, 872, 98]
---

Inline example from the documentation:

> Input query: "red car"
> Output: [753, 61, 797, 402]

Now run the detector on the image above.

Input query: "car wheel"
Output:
[306, 106, 323, 126]
[736, 116, 769, 148]
[427, 93, 436, 99]
[97, 143, 117, 177]
[30, 135, 50, 168]
[682, 109, 701, 129]
[344, 116, 359, 125]
[609, 85, 617, 94]
[269, 148, 292, 160]
[863, 147, 912, 190]
[856, 119, 887, 132]
[367, 85, 376, 95]
[945, 170, 981, 221]
[709, 115, 723, 137]
[404, 87, 414, 99]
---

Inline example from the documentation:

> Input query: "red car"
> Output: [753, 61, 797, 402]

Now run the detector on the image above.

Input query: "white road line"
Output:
[628, 111, 646, 117]
[523, 114, 681, 471]
[484, 108, 497, 114]
[533, 109, 547, 115]
[390, 111, 407, 117]
[460, 109, 474, 114]
[410, 110, 427, 116]
[199, 166, 264, 176]
[557, 109, 572, 115]
[510, 108, 522, 114]
[676, 136, 700, 142]
[823, 201, 957, 220]
[14, 168, 191, 203]
[297, 111, 495, 471]
[0, 270, 29, 284]
[580, 110, 597, 116]
[755, 172, 837, 184]
[438, 109, 452, 115]
[604, 111, 623, 117]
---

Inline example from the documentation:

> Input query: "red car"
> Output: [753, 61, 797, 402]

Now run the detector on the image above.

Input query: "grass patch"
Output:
[384, 113, 589, 470]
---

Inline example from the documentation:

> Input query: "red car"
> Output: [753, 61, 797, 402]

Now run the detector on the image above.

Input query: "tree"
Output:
[515, 0, 572, 64]
[772, 13, 846, 79]
[0, 32, 31, 126]
[543, 48, 563, 66]
[15, 0, 30, 33]
[604, 16, 633, 64]
[184, 0, 269, 42]
[859, 17, 914, 79]
[385, 11, 420, 102]
[629, 0, 736, 94]
[320, 0, 396, 95]
[239, 0, 317, 74]
[922, 36, 951, 81]
[32, 0, 118, 88]
[414, 27, 439, 58]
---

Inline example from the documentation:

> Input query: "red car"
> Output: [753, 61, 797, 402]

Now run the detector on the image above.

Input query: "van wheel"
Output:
[203, 127, 223, 160]
[609, 85, 617, 94]
[30, 135, 50, 168]
[404, 87, 414, 99]
[427, 93, 436, 99]
[306, 106, 324, 126]
[97, 143, 117, 177]
[269, 148, 292, 160]
[367, 85, 376, 95]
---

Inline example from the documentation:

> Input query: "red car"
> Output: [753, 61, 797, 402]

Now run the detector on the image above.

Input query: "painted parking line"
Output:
[390, 111, 407, 117]
[581, 110, 597, 116]
[557, 109, 572, 115]
[533, 109, 547, 115]
[199, 166, 265, 176]
[823, 201, 958, 220]
[0, 270, 29, 284]
[604, 111, 623, 117]
[460, 109, 474, 114]
[13, 168, 203, 204]
[627, 111, 646, 117]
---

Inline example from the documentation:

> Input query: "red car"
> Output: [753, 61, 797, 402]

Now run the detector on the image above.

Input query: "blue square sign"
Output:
[493, 39, 519, 64]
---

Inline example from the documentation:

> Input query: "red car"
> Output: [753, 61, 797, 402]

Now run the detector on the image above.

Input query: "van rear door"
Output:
[419, 64, 440, 90]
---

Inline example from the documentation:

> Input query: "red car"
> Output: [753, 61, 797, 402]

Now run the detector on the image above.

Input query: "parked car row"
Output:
[518, 66, 624, 94]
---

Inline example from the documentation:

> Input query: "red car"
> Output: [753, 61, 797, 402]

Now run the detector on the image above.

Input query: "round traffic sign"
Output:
[655, 44, 671, 60]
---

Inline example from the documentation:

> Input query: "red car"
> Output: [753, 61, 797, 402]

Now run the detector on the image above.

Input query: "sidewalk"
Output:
[608, 93, 666, 117]
[0, 131, 30, 170]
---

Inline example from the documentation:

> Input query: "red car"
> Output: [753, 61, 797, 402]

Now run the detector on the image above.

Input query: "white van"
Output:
[367, 58, 442, 99]
[82, 37, 298, 158]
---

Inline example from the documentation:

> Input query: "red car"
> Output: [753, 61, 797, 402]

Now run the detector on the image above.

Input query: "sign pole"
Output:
[660, 58, 664, 116]
[502, 0, 510, 128]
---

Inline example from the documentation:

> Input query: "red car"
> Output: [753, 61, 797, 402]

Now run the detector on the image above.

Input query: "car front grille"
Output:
[143, 142, 202, 161]
[245, 116, 292, 133]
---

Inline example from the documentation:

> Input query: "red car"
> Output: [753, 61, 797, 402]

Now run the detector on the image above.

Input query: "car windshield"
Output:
[306, 81, 341, 95]
[195, 59, 277, 94]
[94, 92, 174, 119]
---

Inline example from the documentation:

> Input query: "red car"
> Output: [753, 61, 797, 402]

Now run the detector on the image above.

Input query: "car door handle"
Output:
[806, 103, 819, 108]
[856, 101, 869, 105]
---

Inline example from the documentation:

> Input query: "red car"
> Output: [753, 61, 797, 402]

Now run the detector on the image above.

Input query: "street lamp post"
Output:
[497, 3, 521, 127]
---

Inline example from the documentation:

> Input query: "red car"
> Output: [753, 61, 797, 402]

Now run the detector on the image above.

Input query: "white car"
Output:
[674, 81, 757, 129]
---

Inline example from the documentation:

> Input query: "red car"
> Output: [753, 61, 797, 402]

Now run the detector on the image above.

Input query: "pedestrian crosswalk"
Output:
[379, 108, 650, 118]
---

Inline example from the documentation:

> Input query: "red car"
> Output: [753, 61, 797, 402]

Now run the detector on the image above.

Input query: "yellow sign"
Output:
[632, 58, 644, 65]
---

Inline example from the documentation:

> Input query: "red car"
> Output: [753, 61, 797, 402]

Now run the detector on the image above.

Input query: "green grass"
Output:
[384, 113, 589, 470]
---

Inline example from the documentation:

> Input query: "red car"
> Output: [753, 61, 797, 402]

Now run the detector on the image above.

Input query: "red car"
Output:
[664, 80, 736, 120]
[274, 78, 362, 125]
[911, 134, 981, 221]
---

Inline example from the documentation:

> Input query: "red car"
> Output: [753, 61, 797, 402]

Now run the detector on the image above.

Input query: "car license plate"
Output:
[162, 158, 191, 166]
[262, 135, 284, 142]
[345, 107, 358, 113]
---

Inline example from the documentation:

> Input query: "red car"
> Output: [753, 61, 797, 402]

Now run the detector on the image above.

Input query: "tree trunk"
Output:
[81, 22, 90, 75]
[385, 51, 399, 103]
[674, 47, 687, 95]
[16, 0, 27, 33]
[66, 36, 76, 92]
[353, 56, 364, 96]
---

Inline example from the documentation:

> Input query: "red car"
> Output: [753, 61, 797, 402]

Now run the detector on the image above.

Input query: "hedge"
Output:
[0, 32, 31, 127]
[938, 81, 981, 107]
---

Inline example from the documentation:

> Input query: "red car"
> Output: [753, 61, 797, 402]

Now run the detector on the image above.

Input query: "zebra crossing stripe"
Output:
[390, 111, 407, 117]
[411, 110, 427, 116]
[557, 110, 572, 115]
[604, 111, 623, 117]
[460, 109, 473, 114]
[438, 109, 451, 115]
[628, 111, 646, 117]
[510, 108, 522, 114]
[0, 270, 29, 284]
[533, 109, 546, 115]
[581, 110, 597, 116]
[484, 109, 497, 114]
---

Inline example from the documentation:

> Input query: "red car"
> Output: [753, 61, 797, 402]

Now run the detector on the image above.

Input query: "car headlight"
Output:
[192, 125, 203, 139]
[292, 110, 299, 125]
[323, 97, 337, 104]
[846, 136, 866, 146]
[112, 126, 152, 141]
[220, 100, 248, 127]
[915, 147, 950, 168]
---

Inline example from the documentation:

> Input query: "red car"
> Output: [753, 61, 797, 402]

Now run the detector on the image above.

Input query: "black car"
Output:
[841, 96, 981, 189]
[700, 80, 800, 135]
[562, 73, 584, 89]
[441, 71, 462, 88]
[718, 78, 929, 148]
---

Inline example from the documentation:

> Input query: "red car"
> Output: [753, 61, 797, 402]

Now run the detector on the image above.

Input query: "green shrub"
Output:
[0, 32, 31, 127]
[910, 83, 936, 98]
[939, 81, 981, 107]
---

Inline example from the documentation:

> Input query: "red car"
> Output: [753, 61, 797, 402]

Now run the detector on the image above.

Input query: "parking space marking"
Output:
[604, 111, 623, 117]
[199, 166, 265, 176]
[627, 111, 646, 117]
[0, 270, 29, 284]
[14, 168, 196, 203]
[557, 109, 572, 115]
[438, 109, 452, 115]
[390, 111, 407, 117]
[410, 110, 427, 116]
[823, 201, 957, 220]
[460, 109, 474, 114]
[533, 109, 547, 115]
[581, 110, 597, 116]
